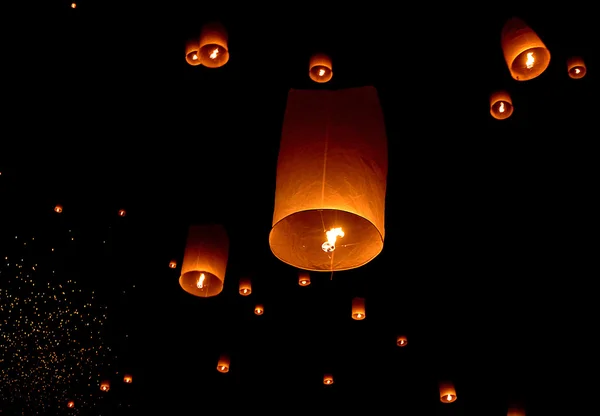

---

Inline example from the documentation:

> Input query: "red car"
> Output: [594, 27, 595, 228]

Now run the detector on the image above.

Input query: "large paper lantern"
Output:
[179, 224, 229, 297]
[439, 381, 457, 403]
[309, 53, 333, 83]
[269, 87, 388, 271]
[567, 56, 586, 79]
[507, 408, 526, 416]
[185, 38, 202, 66]
[351, 297, 366, 320]
[199, 22, 229, 68]
[490, 91, 514, 120]
[501, 17, 550, 81]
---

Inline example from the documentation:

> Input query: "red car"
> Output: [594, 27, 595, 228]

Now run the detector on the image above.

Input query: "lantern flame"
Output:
[209, 48, 219, 59]
[322, 227, 344, 252]
[447, 394, 452, 401]
[575, 68, 580, 74]
[242, 288, 248, 293]
[318, 68, 325, 76]
[197, 273, 205, 289]
[499, 102, 505, 113]
[192, 54, 197, 60]
[526, 52, 534, 69]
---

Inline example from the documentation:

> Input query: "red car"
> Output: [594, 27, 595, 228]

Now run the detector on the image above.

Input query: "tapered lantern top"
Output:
[179, 224, 229, 297]
[501, 17, 550, 81]
[199, 22, 229, 68]
[269, 87, 388, 271]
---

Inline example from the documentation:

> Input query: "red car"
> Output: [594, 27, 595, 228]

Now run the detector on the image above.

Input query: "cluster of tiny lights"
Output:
[1, 236, 116, 414]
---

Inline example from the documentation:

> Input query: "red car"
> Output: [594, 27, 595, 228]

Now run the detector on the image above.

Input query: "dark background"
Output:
[1, 1, 596, 414]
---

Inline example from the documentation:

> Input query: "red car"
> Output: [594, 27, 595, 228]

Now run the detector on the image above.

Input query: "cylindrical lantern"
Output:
[323, 373, 334, 385]
[169, 260, 177, 269]
[179, 224, 229, 298]
[54, 204, 63, 213]
[567, 56, 586, 79]
[67, 400, 75, 408]
[118, 209, 126, 217]
[100, 381, 110, 392]
[439, 381, 457, 403]
[501, 17, 551, 81]
[198, 22, 229, 68]
[490, 91, 514, 120]
[396, 335, 408, 347]
[298, 270, 311, 286]
[351, 297, 366, 320]
[269, 87, 388, 271]
[239, 277, 252, 295]
[185, 38, 202, 66]
[507, 408, 526, 416]
[123, 374, 132, 383]
[254, 304, 264, 315]
[217, 354, 230, 373]
[309, 53, 333, 83]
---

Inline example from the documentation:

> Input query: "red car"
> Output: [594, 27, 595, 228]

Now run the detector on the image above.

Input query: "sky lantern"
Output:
[169, 260, 177, 269]
[490, 90, 514, 120]
[501, 17, 550, 81]
[323, 373, 334, 385]
[179, 224, 229, 297]
[239, 277, 252, 295]
[185, 38, 202, 66]
[396, 335, 408, 347]
[309, 53, 333, 83]
[567, 56, 586, 79]
[254, 304, 264, 315]
[118, 209, 126, 217]
[67, 400, 75, 408]
[54, 204, 63, 213]
[439, 381, 457, 403]
[269, 87, 388, 271]
[198, 22, 229, 68]
[217, 354, 230, 373]
[100, 381, 110, 392]
[298, 270, 311, 286]
[351, 297, 366, 320]
[123, 374, 133, 383]
[507, 408, 526, 416]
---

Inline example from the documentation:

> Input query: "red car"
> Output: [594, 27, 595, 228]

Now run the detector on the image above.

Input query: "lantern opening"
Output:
[179, 270, 222, 297]
[510, 47, 550, 80]
[501, 18, 551, 81]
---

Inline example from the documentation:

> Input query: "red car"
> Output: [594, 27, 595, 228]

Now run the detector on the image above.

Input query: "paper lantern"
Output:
[439, 381, 457, 403]
[567, 56, 586, 79]
[298, 270, 311, 286]
[309, 53, 333, 83]
[70, 3, 76, 9]
[501, 17, 550, 81]
[269, 87, 388, 271]
[254, 304, 264, 315]
[239, 277, 251, 295]
[118, 209, 126, 217]
[490, 91, 514, 120]
[217, 354, 230, 373]
[168, 260, 177, 269]
[123, 374, 132, 383]
[185, 38, 202, 66]
[100, 381, 110, 392]
[67, 400, 75, 408]
[396, 335, 408, 347]
[54, 204, 63, 213]
[323, 374, 334, 385]
[507, 408, 526, 416]
[351, 297, 366, 320]
[179, 224, 229, 298]
[198, 22, 229, 68]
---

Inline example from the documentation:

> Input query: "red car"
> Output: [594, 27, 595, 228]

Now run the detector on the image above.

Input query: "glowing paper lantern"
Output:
[309, 53, 333, 83]
[254, 304, 264, 315]
[100, 381, 110, 392]
[179, 224, 229, 298]
[567, 57, 586, 79]
[269, 87, 388, 271]
[217, 354, 230, 373]
[118, 209, 126, 217]
[185, 38, 202, 66]
[199, 22, 229, 68]
[396, 335, 408, 347]
[351, 297, 366, 320]
[501, 17, 551, 81]
[298, 270, 311, 286]
[239, 277, 251, 295]
[490, 91, 514, 120]
[54, 204, 63, 213]
[507, 408, 526, 416]
[123, 374, 132, 383]
[439, 381, 457, 403]
[168, 260, 177, 269]
[323, 374, 334, 385]
[67, 400, 75, 408]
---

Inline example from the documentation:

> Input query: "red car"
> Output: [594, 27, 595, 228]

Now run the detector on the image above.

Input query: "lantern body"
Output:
[100, 381, 110, 392]
[567, 56, 586, 79]
[507, 408, 525, 416]
[309, 53, 333, 83]
[169, 260, 177, 269]
[351, 297, 366, 320]
[269, 87, 388, 271]
[54, 204, 63, 213]
[217, 354, 230, 373]
[239, 277, 252, 295]
[67, 400, 74, 408]
[490, 91, 514, 120]
[501, 17, 550, 81]
[185, 38, 202, 66]
[179, 224, 229, 298]
[254, 304, 264, 315]
[199, 22, 229, 68]
[396, 335, 408, 347]
[118, 209, 126, 217]
[323, 374, 334, 385]
[123, 374, 132, 383]
[439, 381, 457, 403]
[298, 270, 311, 286]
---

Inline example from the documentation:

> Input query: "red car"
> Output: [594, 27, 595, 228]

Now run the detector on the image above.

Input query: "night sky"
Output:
[2, 2, 596, 415]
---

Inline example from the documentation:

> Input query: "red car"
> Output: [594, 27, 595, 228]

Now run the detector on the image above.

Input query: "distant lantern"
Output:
[179, 224, 229, 298]
[100, 381, 110, 392]
[239, 277, 252, 295]
[490, 91, 514, 120]
[298, 270, 311, 286]
[71, 3, 76, 8]
[67, 400, 75, 408]
[123, 374, 132, 383]
[323, 373, 334, 385]
[198, 22, 229, 68]
[269, 87, 388, 271]
[501, 17, 551, 81]
[118, 209, 126, 217]
[217, 354, 230, 373]
[185, 38, 202, 66]
[54, 204, 63, 213]
[254, 304, 264, 315]
[396, 335, 408, 347]
[439, 381, 457, 403]
[309, 53, 333, 83]
[351, 297, 366, 320]
[507, 408, 526, 416]
[169, 260, 177, 269]
[567, 56, 586, 79]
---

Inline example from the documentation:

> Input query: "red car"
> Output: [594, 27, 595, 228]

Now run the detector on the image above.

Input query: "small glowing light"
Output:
[71, 3, 76, 8]
[209, 48, 219, 60]
[526, 52, 535, 69]
[322, 227, 344, 252]
[318, 68, 325, 76]
[447, 394, 452, 401]
[192, 54, 198, 60]
[498, 102, 505, 113]
[196, 273, 205, 289]
[575, 68, 580, 74]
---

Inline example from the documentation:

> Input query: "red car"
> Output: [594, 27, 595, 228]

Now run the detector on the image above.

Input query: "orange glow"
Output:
[490, 90, 514, 120]
[239, 277, 252, 295]
[567, 56, 586, 79]
[123, 374, 133, 383]
[185, 38, 202, 66]
[118, 209, 126, 217]
[100, 381, 110, 392]
[323, 373, 334, 385]
[67, 400, 75, 408]
[54, 204, 63, 213]
[396, 335, 408, 347]
[168, 260, 177, 269]
[309, 53, 333, 83]
[298, 271, 311, 286]
[351, 297, 366, 320]
[217, 354, 230, 373]
[501, 17, 550, 81]
[70, 3, 76, 8]
[439, 381, 457, 403]
[254, 304, 264, 315]
[507, 408, 526, 416]
[198, 22, 229, 68]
